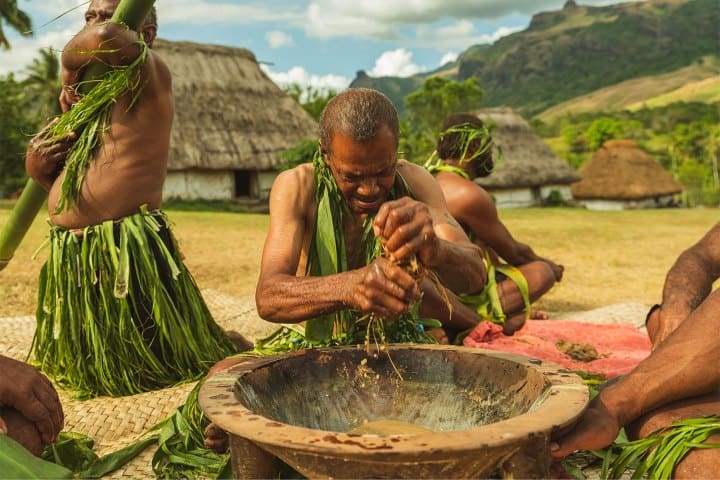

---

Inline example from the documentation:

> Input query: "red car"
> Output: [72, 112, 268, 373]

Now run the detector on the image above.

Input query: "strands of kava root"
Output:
[358, 225, 452, 380]
[48, 37, 148, 214]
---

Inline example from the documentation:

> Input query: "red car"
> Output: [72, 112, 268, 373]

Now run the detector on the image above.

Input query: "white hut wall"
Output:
[164, 171, 235, 200]
[578, 195, 675, 211]
[489, 188, 538, 208]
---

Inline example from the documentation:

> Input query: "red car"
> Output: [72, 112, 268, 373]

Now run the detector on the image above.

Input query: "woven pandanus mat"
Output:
[0, 289, 274, 478]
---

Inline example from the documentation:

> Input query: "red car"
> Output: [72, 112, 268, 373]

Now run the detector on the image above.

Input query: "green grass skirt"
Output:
[31, 209, 237, 397]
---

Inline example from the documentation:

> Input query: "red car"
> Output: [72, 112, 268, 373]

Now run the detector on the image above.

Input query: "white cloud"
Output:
[439, 52, 458, 66]
[303, 0, 638, 41]
[159, 1, 303, 25]
[262, 65, 350, 95]
[306, 3, 396, 39]
[0, 29, 73, 77]
[368, 48, 425, 77]
[266, 31, 294, 48]
[414, 22, 523, 50]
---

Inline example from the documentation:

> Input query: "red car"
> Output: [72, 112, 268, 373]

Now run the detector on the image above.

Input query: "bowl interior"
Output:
[234, 347, 549, 433]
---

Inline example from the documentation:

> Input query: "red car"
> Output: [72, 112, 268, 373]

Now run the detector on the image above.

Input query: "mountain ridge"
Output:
[349, 0, 719, 118]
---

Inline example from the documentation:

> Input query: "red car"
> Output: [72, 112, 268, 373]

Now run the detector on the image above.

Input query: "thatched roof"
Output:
[472, 107, 580, 188]
[154, 39, 318, 171]
[571, 140, 683, 200]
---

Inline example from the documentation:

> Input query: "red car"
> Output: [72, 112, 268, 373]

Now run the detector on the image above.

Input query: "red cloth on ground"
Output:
[462, 320, 651, 379]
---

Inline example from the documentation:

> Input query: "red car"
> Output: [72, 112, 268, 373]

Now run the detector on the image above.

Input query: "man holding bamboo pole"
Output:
[24, 0, 236, 398]
[254, 88, 487, 343]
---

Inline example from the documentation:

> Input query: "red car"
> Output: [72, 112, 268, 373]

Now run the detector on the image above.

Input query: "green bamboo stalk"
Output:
[0, 180, 47, 270]
[0, 0, 155, 271]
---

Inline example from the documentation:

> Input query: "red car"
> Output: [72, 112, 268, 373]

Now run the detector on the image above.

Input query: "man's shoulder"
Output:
[279, 162, 315, 184]
[272, 163, 316, 201]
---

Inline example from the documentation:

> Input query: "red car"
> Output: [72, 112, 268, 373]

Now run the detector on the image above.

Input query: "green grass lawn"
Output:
[1, 201, 717, 317]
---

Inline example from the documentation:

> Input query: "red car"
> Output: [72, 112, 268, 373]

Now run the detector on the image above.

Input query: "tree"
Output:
[0, 0, 32, 49]
[402, 77, 485, 162]
[284, 84, 336, 121]
[23, 47, 62, 119]
[0, 74, 35, 196]
[584, 117, 625, 151]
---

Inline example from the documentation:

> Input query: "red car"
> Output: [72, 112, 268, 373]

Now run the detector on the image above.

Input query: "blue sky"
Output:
[2, 0, 636, 91]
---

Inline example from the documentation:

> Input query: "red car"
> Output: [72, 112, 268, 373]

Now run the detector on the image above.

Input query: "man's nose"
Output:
[357, 178, 380, 196]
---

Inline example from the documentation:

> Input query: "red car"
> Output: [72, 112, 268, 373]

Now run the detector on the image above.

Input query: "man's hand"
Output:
[346, 257, 421, 318]
[550, 395, 622, 458]
[25, 119, 77, 191]
[0, 356, 63, 445]
[59, 86, 80, 113]
[372, 197, 437, 266]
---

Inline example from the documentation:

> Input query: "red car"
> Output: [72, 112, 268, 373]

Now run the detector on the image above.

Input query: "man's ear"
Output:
[141, 25, 157, 47]
[318, 140, 329, 163]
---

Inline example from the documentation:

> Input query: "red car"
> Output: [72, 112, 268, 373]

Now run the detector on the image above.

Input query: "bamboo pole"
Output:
[0, 0, 155, 271]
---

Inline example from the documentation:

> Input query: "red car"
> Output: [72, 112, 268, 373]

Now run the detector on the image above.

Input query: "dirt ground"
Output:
[1, 205, 718, 317]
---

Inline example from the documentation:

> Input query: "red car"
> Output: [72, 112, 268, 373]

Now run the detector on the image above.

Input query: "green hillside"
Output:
[350, 0, 719, 117]
[536, 56, 720, 121]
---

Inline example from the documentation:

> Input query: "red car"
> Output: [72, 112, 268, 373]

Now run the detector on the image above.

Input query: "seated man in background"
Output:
[427, 113, 564, 335]
[0, 355, 63, 456]
[551, 223, 720, 477]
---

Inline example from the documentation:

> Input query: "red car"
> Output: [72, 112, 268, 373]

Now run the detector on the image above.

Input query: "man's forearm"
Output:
[255, 273, 354, 323]
[419, 278, 480, 330]
[427, 241, 486, 294]
[662, 248, 715, 317]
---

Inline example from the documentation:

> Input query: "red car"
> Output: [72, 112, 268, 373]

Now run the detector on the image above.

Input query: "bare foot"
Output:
[529, 310, 550, 320]
[426, 327, 449, 344]
[204, 423, 229, 453]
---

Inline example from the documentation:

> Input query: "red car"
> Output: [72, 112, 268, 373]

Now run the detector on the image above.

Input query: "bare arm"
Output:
[61, 21, 144, 93]
[443, 174, 563, 281]
[552, 287, 720, 457]
[255, 166, 421, 323]
[374, 162, 487, 294]
[25, 120, 77, 191]
[655, 223, 720, 344]
[419, 278, 482, 330]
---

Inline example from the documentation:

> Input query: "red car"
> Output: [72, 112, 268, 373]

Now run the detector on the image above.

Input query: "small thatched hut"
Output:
[473, 108, 581, 208]
[154, 39, 318, 203]
[571, 140, 683, 210]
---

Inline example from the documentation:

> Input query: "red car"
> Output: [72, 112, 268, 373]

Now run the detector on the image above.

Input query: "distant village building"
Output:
[474, 108, 581, 208]
[154, 39, 318, 204]
[571, 140, 683, 210]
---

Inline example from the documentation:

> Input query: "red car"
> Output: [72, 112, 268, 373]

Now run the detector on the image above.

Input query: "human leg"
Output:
[644, 304, 662, 345]
[626, 393, 720, 479]
[496, 261, 556, 334]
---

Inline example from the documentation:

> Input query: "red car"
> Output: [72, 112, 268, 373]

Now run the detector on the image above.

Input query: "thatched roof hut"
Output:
[153, 39, 318, 202]
[571, 140, 683, 210]
[474, 108, 580, 208]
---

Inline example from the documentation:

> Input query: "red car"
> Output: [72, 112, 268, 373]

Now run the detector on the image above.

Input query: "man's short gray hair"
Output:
[319, 88, 399, 154]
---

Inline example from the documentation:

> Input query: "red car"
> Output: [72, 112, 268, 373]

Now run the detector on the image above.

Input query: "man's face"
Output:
[85, 0, 119, 25]
[324, 127, 398, 216]
[85, 0, 156, 45]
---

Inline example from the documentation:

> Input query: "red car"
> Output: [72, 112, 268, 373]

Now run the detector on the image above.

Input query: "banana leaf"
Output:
[0, 434, 73, 479]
